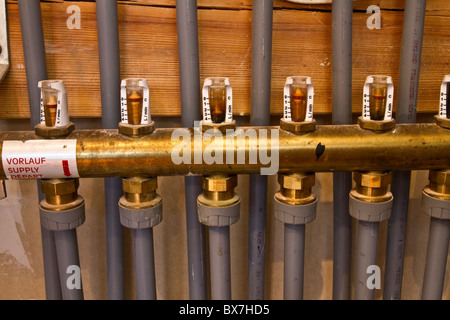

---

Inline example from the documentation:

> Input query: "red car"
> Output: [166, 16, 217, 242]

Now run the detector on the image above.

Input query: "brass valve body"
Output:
[119, 176, 161, 210]
[198, 174, 239, 207]
[351, 171, 393, 203]
[280, 118, 316, 134]
[423, 169, 450, 201]
[275, 172, 316, 206]
[40, 178, 84, 211]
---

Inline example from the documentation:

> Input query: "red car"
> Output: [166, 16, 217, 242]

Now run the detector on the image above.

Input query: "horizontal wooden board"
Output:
[0, 1, 448, 119]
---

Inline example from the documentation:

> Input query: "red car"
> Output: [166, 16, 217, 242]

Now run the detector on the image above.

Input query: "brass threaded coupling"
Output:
[198, 174, 239, 207]
[275, 172, 316, 206]
[351, 171, 393, 203]
[434, 115, 450, 130]
[40, 178, 84, 211]
[119, 176, 161, 210]
[279, 118, 316, 134]
[200, 120, 236, 135]
[357, 116, 396, 132]
[34, 122, 75, 138]
[118, 121, 155, 137]
[424, 169, 450, 201]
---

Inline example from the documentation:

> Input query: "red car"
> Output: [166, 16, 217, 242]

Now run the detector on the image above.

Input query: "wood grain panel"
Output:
[0, 1, 448, 119]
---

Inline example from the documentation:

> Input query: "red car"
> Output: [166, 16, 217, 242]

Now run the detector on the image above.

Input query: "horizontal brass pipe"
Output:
[0, 123, 449, 179]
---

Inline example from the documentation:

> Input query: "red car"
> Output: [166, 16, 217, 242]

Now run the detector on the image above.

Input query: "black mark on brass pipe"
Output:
[316, 142, 325, 160]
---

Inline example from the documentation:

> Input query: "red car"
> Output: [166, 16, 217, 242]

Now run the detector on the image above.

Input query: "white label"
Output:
[2, 139, 78, 179]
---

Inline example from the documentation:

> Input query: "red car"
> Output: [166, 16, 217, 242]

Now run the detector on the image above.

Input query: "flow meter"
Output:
[201, 77, 235, 133]
[280, 76, 316, 133]
[119, 78, 154, 136]
[358, 75, 395, 131]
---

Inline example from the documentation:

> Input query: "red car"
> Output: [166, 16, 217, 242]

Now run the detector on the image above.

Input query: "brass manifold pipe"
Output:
[0, 123, 449, 179]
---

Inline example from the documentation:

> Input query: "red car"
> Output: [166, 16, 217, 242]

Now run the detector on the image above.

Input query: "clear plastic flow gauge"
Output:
[362, 75, 394, 121]
[283, 76, 314, 122]
[202, 77, 233, 124]
[38, 80, 70, 127]
[120, 78, 151, 125]
[439, 74, 450, 119]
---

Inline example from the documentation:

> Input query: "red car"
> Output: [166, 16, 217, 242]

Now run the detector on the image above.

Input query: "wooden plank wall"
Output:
[0, 0, 449, 119]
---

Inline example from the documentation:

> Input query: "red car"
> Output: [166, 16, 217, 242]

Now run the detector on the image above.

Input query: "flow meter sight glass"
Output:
[36, 80, 75, 138]
[280, 76, 315, 134]
[39, 80, 70, 128]
[119, 78, 154, 136]
[358, 75, 395, 131]
[435, 74, 450, 129]
[201, 77, 235, 133]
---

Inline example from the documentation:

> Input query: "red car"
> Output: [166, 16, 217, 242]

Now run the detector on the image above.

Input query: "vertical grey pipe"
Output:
[331, 0, 353, 300]
[421, 218, 450, 300]
[95, 0, 125, 300]
[18, 0, 62, 300]
[209, 226, 231, 300]
[54, 230, 84, 300]
[384, 0, 426, 300]
[175, 0, 207, 300]
[354, 221, 379, 300]
[132, 229, 157, 300]
[248, 0, 273, 300]
[284, 224, 305, 300]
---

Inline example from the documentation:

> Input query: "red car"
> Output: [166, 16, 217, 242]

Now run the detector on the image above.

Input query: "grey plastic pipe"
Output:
[284, 224, 305, 300]
[421, 218, 450, 300]
[354, 221, 379, 300]
[248, 0, 273, 300]
[331, 0, 353, 300]
[17, 0, 62, 300]
[209, 226, 231, 300]
[175, 0, 207, 300]
[54, 230, 84, 300]
[132, 228, 157, 300]
[95, 0, 125, 300]
[384, 0, 426, 300]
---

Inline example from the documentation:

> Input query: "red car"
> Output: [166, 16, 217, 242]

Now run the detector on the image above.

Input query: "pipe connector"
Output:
[35, 122, 75, 138]
[118, 121, 155, 137]
[39, 178, 85, 231]
[422, 169, 450, 219]
[274, 172, 317, 224]
[200, 120, 236, 135]
[279, 118, 316, 134]
[357, 116, 396, 132]
[197, 174, 240, 226]
[118, 176, 163, 229]
[349, 171, 393, 222]
[434, 115, 450, 130]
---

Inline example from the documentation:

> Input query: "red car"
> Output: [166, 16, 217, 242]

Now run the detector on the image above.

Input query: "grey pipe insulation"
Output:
[95, 0, 125, 300]
[248, 0, 273, 300]
[17, 0, 62, 300]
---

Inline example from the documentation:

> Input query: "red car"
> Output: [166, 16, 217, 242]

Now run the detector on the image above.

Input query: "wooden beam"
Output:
[0, 1, 448, 119]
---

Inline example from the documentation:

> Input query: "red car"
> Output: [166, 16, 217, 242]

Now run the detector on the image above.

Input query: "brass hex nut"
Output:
[353, 171, 392, 189]
[429, 169, 450, 186]
[201, 175, 237, 192]
[41, 178, 79, 196]
[434, 115, 450, 130]
[357, 116, 396, 132]
[200, 120, 236, 134]
[35, 122, 75, 138]
[118, 121, 155, 136]
[280, 118, 316, 134]
[122, 176, 157, 194]
[278, 173, 315, 191]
